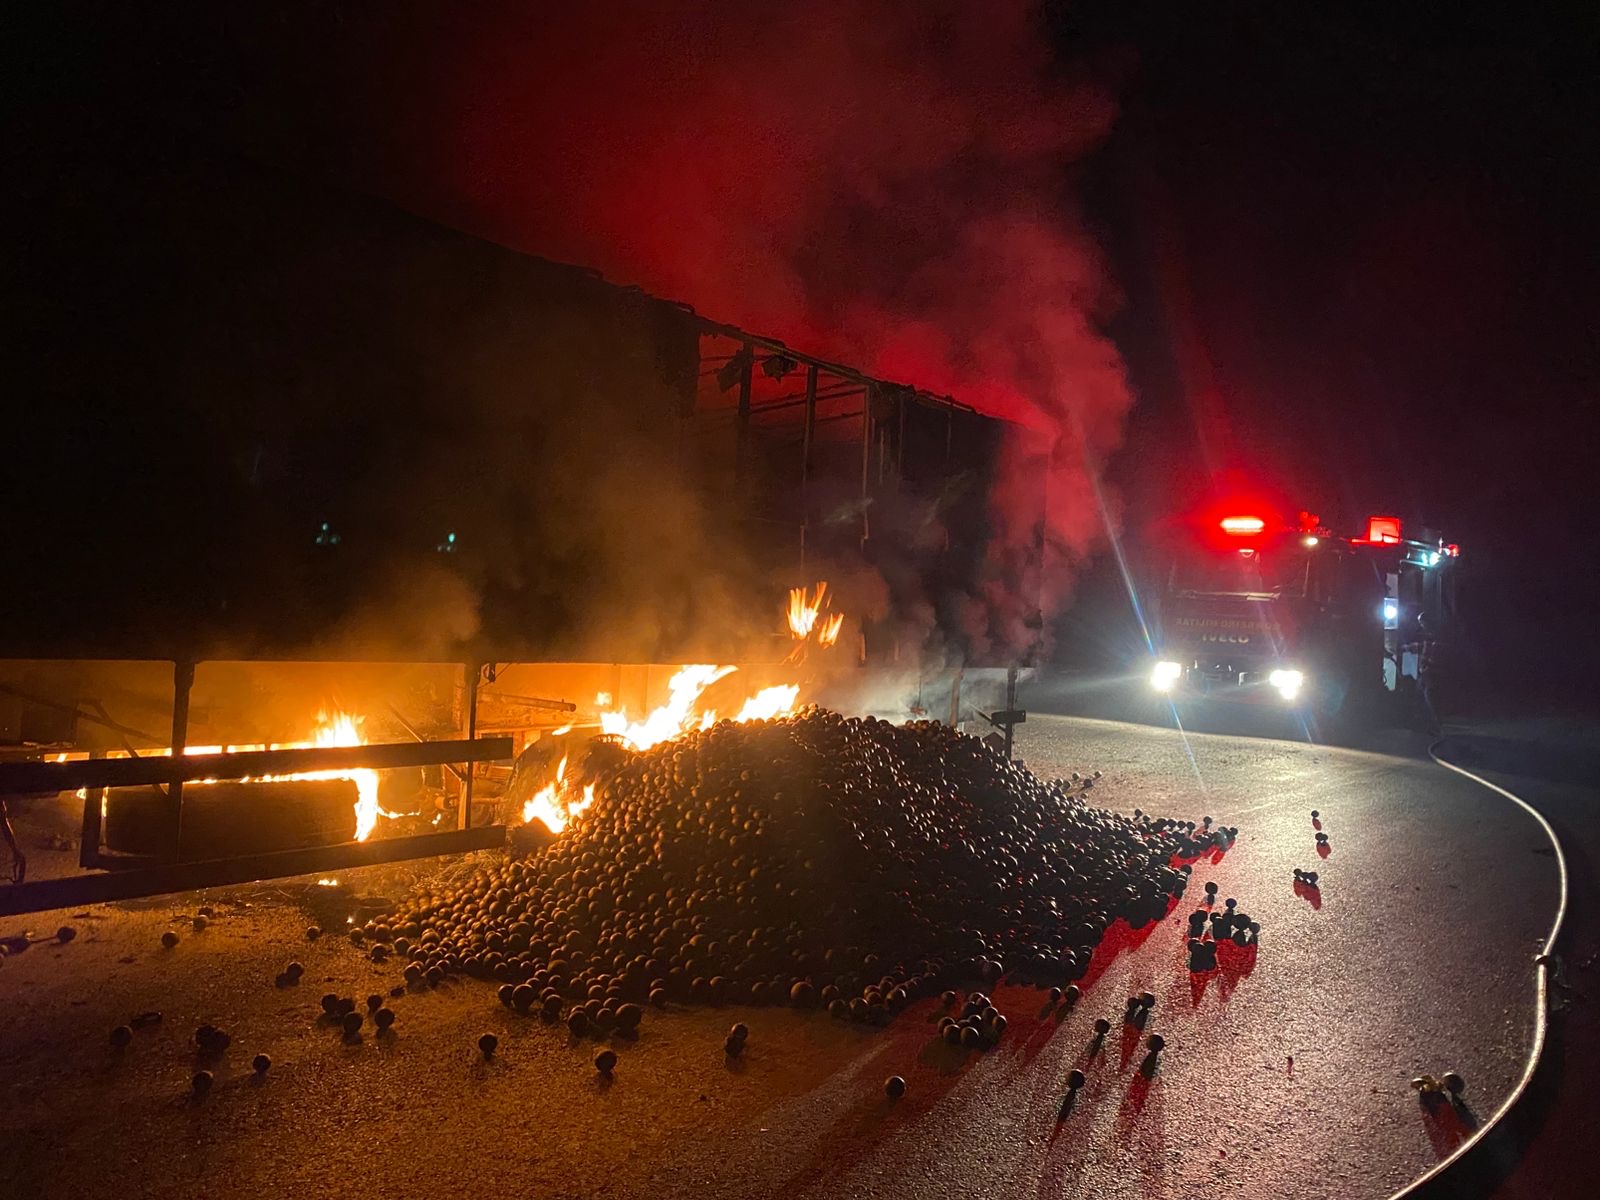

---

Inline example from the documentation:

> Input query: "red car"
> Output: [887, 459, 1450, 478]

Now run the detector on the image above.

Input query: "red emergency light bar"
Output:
[1219, 515, 1267, 535]
[1361, 515, 1402, 544]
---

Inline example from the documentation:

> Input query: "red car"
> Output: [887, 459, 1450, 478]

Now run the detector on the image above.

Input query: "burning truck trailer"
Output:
[0, 540, 1030, 920]
[1, 171, 1237, 1113]
[0, 660, 515, 914]
[0, 172, 1046, 913]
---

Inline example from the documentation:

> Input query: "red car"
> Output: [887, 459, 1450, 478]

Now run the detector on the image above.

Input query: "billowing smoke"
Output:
[11, 3, 1135, 666]
[243, 0, 1135, 660]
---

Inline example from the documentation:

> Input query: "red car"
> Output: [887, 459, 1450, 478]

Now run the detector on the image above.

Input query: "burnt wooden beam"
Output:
[0, 737, 514, 796]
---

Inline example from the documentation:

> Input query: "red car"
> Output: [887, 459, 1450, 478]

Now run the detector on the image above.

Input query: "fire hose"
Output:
[1385, 742, 1569, 1199]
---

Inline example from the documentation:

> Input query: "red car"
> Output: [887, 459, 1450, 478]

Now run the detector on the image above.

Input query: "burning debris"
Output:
[362, 708, 1211, 1031]
[63, 710, 395, 844]
[520, 663, 808, 833]
[786, 583, 844, 658]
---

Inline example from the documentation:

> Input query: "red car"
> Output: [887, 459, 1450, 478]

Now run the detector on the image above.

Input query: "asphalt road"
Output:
[0, 716, 1561, 1200]
[1418, 721, 1598, 1200]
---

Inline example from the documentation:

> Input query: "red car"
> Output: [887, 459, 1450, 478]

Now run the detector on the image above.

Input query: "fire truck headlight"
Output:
[1151, 661, 1183, 692]
[1381, 600, 1399, 625]
[1268, 669, 1305, 701]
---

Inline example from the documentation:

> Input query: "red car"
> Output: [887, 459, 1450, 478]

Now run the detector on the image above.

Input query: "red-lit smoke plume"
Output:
[235, 1, 1134, 657]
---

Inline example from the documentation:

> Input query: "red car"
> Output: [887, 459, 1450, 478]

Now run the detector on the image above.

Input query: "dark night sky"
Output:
[9, 3, 1600, 701]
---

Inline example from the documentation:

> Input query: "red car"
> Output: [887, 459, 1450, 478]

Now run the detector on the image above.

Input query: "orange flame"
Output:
[521, 668, 801, 837]
[521, 756, 597, 834]
[787, 581, 843, 657]
[595, 667, 802, 751]
[67, 710, 391, 842]
[787, 582, 828, 639]
[301, 712, 388, 842]
[817, 611, 844, 647]
[735, 685, 800, 722]
[599, 664, 737, 750]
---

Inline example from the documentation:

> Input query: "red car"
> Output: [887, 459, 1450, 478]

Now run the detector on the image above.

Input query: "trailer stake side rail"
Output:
[0, 735, 515, 917]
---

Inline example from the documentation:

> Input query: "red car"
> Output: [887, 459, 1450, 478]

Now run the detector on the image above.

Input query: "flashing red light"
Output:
[1445, 543, 1460, 557]
[1364, 515, 1402, 544]
[1220, 515, 1266, 535]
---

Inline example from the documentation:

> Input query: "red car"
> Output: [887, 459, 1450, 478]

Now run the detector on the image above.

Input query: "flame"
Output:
[522, 668, 800, 836]
[521, 755, 599, 834]
[522, 754, 569, 830]
[300, 712, 388, 842]
[596, 665, 804, 754]
[599, 664, 737, 750]
[735, 685, 800, 722]
[61, 710, 391, 842]
[787, 582, 828, 639]
[786, 581, 844, 658]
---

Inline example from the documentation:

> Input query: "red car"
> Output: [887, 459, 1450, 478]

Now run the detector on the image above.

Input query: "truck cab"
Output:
[1148, 510, 1458, 718]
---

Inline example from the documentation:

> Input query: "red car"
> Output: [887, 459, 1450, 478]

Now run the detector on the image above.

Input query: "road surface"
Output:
[0, 716, 1560, 1200]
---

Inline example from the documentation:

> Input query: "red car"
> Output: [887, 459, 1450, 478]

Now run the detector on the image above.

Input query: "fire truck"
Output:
[1146, 507, 1460, 718]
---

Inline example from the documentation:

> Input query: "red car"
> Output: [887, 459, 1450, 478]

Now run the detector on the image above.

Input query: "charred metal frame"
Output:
[696, 318, 980, 560]
[697, 319, 1005, 676]
[0, 657, 514, 916]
